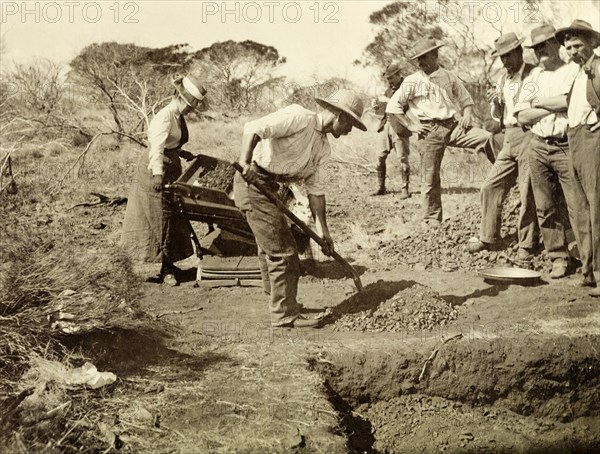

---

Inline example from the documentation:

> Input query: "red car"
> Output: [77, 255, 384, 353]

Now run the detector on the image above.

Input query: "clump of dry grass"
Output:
[0, 195, 145, 452]
[0, 223, 141, 377]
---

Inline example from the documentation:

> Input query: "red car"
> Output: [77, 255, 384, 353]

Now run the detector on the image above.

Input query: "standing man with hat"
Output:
[234, 89, 367, 327]
[121, 75, 207, 286]
[386, 36, 496, 224]
[513, 24, 580, 278]
[372, 62, 411, 198]
[467, 33, 540, 266]
[555, 20, 600, 296]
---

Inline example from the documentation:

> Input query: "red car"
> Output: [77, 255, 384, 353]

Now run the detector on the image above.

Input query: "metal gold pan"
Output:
[477, 267, 542, 285]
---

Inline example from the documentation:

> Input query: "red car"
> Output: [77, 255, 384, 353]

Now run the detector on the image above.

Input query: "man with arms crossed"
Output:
[514, 24, 580, 278]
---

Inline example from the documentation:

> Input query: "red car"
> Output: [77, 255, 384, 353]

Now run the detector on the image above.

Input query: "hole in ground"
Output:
[311, 335, 600, 453]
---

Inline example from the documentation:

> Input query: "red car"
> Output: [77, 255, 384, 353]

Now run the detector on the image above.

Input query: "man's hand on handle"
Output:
[486, 87, 500, 105]
[240, 161, 260, 185]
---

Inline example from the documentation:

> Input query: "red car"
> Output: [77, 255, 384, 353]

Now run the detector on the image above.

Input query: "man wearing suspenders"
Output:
[555, 20, 600, 296]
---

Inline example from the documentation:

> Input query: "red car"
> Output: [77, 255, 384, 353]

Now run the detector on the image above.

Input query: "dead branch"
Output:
[417, 333, 463, 383]
[156, 307, 204, 319]
[68, 193, 127, 210]
[50, 132, 110, 194]
[0, 170, 19, 195]
[329, 158, 376, 173]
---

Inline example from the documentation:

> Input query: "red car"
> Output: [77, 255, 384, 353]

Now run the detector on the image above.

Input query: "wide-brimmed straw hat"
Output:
[491, 32, 525, 57]
[524, 24, 557, 48]
[314, 89, 367, 131]
[555, 19, 600, 47]
[172, 75, 207, 110]
[409, 37, 446, 60]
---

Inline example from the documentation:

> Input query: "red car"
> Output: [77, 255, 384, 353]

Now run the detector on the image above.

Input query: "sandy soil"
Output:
[32, 159, 599, 453]
[114, 164, 599, 452]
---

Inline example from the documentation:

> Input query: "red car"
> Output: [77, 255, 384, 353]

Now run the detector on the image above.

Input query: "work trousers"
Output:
[418, 121, 495, 221]
[528, 135, 578, 260]
[479, 127, 539, 249]
[377, 122, 410, 171]
[568, 124, 600, 282]
[233, 173, 303, 326]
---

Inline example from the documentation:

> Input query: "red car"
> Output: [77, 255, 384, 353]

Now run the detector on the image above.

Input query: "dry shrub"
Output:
[0, 213, 147, 452]
[0, 208, 142, 384]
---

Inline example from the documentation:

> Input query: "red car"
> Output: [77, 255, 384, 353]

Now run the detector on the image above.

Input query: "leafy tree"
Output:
[69, 42, 196, 143]
[193, 40, 286, 112]
[356, 0, 564, 125]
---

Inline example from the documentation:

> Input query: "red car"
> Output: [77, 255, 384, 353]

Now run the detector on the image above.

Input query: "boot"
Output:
[371, 157, 387, 196]
[399, 167, 410, 199]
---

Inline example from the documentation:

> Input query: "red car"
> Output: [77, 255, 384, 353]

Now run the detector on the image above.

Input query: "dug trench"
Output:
[300, 274, 600, 454]
[311, 334, 600, 453]
[41, 261, 600, 453]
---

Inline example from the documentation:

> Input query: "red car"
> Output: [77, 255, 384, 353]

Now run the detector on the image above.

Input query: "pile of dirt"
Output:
[332, 284, 458, 332]
[381, 189, 552, 272]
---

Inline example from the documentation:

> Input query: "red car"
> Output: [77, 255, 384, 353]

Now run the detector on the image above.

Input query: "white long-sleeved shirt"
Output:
[567, 54, 599, 128]
[385, 67, 473, 120]
[514, 62, 579, 137]
[147, 100, 185, 176]
[492, 63, 538, 127]
[244, 104, 331, 196]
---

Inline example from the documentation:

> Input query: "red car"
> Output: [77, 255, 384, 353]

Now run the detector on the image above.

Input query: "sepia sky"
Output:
[1, 1, 599, 91]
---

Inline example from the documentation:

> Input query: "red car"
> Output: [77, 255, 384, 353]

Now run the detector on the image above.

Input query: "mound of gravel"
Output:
[333, 284, 458, 333]
[381, 189, 552, 272]
[192, 158, 236, 194]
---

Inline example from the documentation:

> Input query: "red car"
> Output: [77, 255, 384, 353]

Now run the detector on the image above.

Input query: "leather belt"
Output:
[420, 118, 457, 129]
[533, 134, 568, 147]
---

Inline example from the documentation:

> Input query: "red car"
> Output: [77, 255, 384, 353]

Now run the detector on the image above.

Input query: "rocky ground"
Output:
[3, 145, 598, 453]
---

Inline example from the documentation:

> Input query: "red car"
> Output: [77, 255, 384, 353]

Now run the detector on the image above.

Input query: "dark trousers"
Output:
[568, 125, 600, 281]
[479, 127, 539, 248]
[418, 122, 495, 221]
[233, 173, 303, 325]
[528, 135, 577, 260]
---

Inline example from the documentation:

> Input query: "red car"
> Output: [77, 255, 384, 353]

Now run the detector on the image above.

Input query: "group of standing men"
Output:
[379, 20, 600, 297]
[129, 19, 599, 330]
[237, 19, 600, 329]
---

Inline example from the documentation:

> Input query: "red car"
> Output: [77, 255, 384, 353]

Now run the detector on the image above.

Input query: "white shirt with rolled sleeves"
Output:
[244, 104, 331, 196]
[385, 67, 473, 120]
[147, 100, 185, 176]
[514, 62, 580, 137]
[493, 63, 536, 127]
[568, 54, 599, 128]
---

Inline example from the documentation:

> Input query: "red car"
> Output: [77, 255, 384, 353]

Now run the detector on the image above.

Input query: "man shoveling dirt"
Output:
[233, 89, 367, 328]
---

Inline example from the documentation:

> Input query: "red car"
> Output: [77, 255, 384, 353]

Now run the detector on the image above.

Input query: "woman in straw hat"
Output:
[234, 89, 367, 328]
[121, 75, 207, 286]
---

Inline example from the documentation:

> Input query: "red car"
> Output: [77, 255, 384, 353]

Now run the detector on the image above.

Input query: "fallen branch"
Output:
[417, 333, 463, 383]
[156, 307, 203, 319]
[68, 192, 127, 210]
[51, 132, 110, 194]
[329, 157, 376, 174]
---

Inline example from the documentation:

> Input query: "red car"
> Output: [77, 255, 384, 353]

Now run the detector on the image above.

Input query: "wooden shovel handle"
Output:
[231, 162, 363, 292]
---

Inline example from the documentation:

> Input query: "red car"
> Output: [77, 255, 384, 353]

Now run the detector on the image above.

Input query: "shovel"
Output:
[231, 162, 364, 292]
